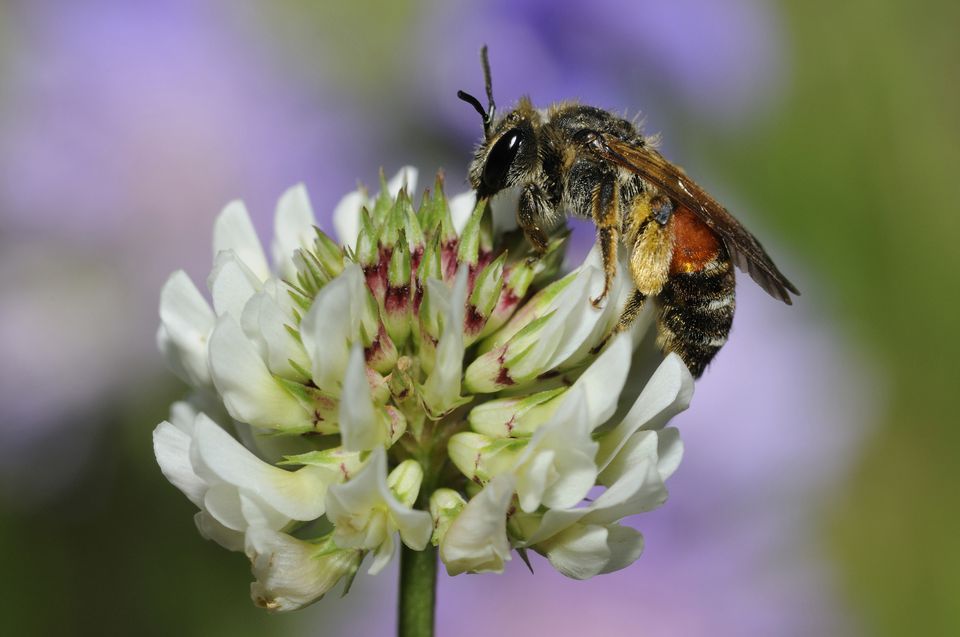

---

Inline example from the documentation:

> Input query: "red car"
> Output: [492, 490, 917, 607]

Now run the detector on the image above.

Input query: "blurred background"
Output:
[0, 0, 956, 635]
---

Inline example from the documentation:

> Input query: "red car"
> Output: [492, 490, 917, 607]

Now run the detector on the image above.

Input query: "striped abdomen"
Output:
[656, 207, 736, 377]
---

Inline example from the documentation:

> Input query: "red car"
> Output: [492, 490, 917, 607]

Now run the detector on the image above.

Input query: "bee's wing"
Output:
[595, 134, 799, 304]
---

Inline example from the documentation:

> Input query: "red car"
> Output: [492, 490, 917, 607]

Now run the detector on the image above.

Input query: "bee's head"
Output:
[458, 46, 539, 198]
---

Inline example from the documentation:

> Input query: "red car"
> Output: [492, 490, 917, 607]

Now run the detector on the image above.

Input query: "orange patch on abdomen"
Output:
[669, 206, 721, 274]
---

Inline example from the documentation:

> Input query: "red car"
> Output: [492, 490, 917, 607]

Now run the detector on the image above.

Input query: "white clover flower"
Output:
[153, 167, 695, 616]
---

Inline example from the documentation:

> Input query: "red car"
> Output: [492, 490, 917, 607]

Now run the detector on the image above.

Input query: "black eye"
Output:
[481, 128, 524, 193]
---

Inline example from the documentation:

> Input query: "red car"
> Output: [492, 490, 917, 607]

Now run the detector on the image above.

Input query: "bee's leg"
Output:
[591, 175, 620, 307]
[518, 184, 551, 253]
[615, 289, 647, 331]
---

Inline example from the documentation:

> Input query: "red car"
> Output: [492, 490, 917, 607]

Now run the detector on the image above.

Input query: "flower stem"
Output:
[398, 541, 438, 637]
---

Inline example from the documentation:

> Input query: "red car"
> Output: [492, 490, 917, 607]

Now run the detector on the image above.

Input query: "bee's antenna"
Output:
[457, 90, 487, 122]
[481, 45, 496, 128]
[457, 46, 498, 139]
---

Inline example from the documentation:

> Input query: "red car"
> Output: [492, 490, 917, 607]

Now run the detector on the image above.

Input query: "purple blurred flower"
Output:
[0, 1, 378, 503]
[418, 0, 786, 141]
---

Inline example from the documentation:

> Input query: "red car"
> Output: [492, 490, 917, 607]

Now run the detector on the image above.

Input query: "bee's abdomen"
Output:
[656, 257, 735, 377]
[654, 208, 735, 377]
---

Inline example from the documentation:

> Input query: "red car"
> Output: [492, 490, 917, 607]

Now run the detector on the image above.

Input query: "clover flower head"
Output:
[154, 166, 694, 611]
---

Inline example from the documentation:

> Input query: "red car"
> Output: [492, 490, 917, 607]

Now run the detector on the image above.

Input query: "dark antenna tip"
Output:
[457, 90, 486, 121]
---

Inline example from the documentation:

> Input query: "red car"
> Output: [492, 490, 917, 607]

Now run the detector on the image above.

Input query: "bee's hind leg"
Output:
[615, 289, 647, 332]
[591, 175, 620, 307]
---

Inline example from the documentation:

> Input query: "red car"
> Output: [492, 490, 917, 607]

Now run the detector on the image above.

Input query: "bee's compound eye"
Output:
[482, 128, 524, 192]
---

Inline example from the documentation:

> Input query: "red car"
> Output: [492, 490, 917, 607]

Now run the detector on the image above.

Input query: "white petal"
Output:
[588, 436, 667, 523]
[153, 421, 205, 507]
[326, 446, 388, 525]
[332, 189, 366, 250]
[505, 272, 590, 380]
[551, 246, 634, 367]
[448, 190, 476, 236]
[272, 184, 317, 280]
[208, 314, 312, 431]
[568, 329, 633, 426]
[168, 400, 199, 433]
[213, 200, 270, 281]
[488, 187, 520, 234]
[191, 413, 328, 522]
[208, 250, 261, 319]
[377, 447, 433, 551]
[515, 449, 555, 513]
[421, 266, 468, 414]
[195, 511, 244, 552]
[157, 325, 192, 386]
[440, 475, 514, 575]
[513, 386, 598, 512]
[250, 286, 310, 380]
[159, 271, 215, 386]
[202, 483, 246, 531]
[656, 426, 684, 481]
[525, 430, 668, 546]
[339, 342, 382, 452]
[246, 528, 359, 612]
[595, 353, 694, 472]
[368, 532, 396, 575]
[386, 166, 418, 198]
[300, 263, 366, 395]
[541, 523, 611, 580]
[597, 524, 645, 574]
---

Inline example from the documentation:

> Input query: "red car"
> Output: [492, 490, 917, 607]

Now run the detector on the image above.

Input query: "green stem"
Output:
[398, 541, 438, 637]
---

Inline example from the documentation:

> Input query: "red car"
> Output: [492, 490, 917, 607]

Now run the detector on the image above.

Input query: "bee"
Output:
[458, 47, 799, 377]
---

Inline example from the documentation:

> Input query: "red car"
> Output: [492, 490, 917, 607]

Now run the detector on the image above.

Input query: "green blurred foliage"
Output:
[692, 1, 960, 634]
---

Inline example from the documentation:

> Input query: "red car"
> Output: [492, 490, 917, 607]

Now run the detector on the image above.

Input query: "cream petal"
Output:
[595, 353, 694, 471]
[448, 190, 476, 235]
[272, 184, 317, 280]
[326, 446, 387, 523]
[246, 528, 359, 612]
[368, 532, 396, 575]
[339, 343, 382, 452]
[386, 166, 418, 199]
[526, 430, 668, 547]
[300, 263, 366, 395]
[191, 413, 326, 521]
[195, 511, 245, 552]
[567, 330, 634, 427]
[208, 250, 261, 319]
[513, 386, 598, 513]
[551, 247, 634, 368]
[159, 271, 215, 386]
[656, 426, 684, 481]
[421, 266, 468, 414]
[168, 400, 199, 433]
[515, 450, 555, 513]
[440, 475, 515, 575]
[332, 189, 365, 250]
[213, 200, 270, 282]
[587, 440, 667, 523]
[208, 315, 312, 431]
[202, 483, 246, 531]
[153, 421, 205, 508]
[252, 286, 310, 380]
[598, 524, 645, 574]
[541, 523, 611, 580]
[488, 187, 520, 235]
